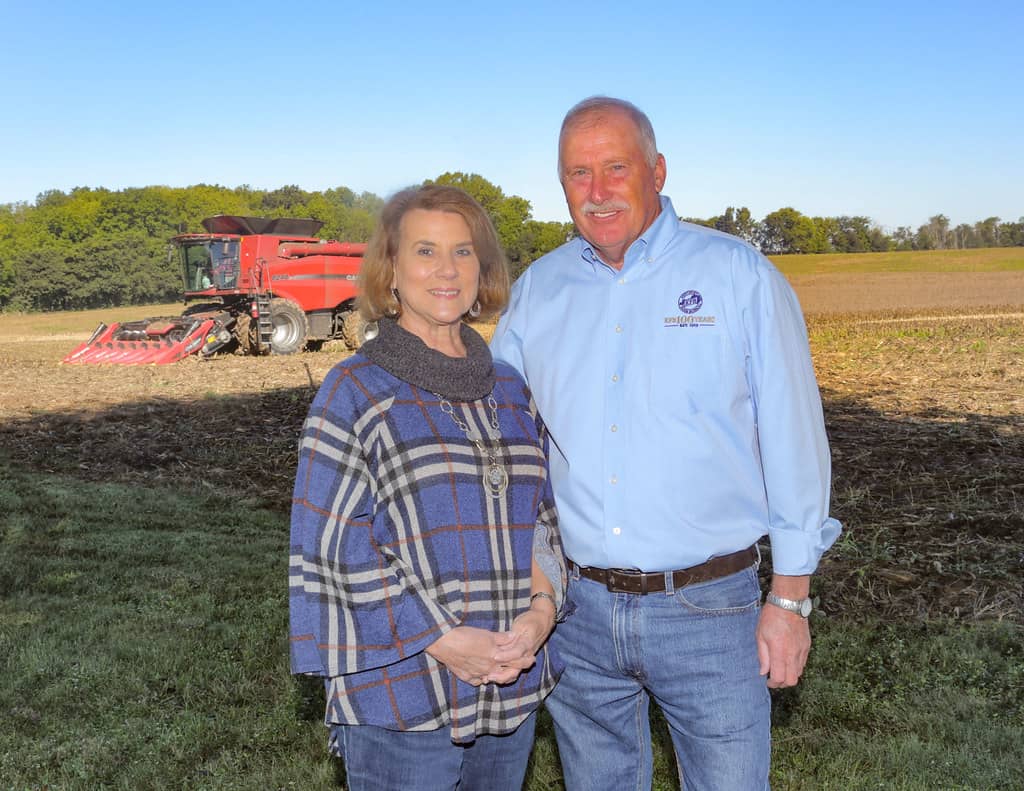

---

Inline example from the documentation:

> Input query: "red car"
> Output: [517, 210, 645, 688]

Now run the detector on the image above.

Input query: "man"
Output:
[490, 96, 841, 790]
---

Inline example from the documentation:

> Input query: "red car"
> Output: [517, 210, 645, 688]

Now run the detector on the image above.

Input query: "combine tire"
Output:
[341, 309, 365, 350]
[234, 312, 258, 355]
[269, 298, 309, 355]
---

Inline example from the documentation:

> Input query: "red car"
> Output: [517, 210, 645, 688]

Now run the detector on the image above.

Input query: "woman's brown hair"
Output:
[358, 184, 510, 322]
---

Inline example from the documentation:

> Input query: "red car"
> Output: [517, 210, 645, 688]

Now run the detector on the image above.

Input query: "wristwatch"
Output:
[765, 592, 813, 618]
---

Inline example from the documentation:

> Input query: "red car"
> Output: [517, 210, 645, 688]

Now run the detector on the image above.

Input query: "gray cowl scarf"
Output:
[359, 318, 496, 401]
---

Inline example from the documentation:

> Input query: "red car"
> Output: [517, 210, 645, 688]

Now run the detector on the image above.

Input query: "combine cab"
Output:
[63, 216, 366, 364]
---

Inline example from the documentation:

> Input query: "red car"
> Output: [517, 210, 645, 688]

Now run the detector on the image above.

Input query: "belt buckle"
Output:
[605, 569, 639, 594]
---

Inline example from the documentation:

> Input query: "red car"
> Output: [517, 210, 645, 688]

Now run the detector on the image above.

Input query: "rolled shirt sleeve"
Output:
[740, 253, 842, 574]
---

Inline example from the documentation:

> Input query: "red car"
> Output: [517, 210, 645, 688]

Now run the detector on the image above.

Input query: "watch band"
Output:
[765, 592, 812, 618]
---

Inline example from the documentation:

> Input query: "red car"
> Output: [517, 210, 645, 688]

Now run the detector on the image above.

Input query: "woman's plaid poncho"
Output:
[289, 350, 564, 744]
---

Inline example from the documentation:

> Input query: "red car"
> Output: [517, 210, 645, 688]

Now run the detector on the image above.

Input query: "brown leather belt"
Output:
[569, 545, 758, 595]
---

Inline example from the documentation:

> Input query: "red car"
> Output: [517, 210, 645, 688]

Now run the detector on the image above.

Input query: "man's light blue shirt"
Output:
[491, 196, 841, 576]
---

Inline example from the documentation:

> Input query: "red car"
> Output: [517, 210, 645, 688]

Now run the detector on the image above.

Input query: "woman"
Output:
[289, 184, 565, 790]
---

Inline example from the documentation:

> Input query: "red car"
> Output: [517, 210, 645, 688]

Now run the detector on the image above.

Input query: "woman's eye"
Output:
[455, 248, 473, 257]
[416, 247, 433, 256]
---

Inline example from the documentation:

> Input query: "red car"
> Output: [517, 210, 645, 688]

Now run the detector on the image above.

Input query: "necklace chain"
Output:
[434, 392, 508, 498]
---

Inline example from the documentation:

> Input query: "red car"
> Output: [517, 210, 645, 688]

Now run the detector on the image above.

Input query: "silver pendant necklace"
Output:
[434, 391, 509, 498]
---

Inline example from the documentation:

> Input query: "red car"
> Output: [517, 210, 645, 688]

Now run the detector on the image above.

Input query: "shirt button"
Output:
[610, 424, 618, 432]
[610, 475, 618, 485]
[646, 257, 654, 263]
[618, 277, 626, 284]
[615, 325, 623, 333]
[611, 374, 619, 383]
[612, 527, 622, 536]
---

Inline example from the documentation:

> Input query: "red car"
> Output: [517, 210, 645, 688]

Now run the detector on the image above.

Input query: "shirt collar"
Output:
[578, 195, 679, 275]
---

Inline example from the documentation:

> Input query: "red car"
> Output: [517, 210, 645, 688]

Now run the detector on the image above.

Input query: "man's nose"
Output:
[589, 170, 610, 203]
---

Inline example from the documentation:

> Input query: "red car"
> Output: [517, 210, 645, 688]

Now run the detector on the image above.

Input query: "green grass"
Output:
[770, 246, 1024, 276]
[2, 461, 1021, 790]
[0, 461, 337, 790]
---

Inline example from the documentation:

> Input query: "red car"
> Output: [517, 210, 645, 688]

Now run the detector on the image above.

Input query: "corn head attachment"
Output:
[62, 309, 234, 365]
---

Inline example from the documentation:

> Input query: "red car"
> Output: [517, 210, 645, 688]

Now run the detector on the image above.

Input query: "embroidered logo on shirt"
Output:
[678, 290, 703, 314]
[665, 290, 716, 328]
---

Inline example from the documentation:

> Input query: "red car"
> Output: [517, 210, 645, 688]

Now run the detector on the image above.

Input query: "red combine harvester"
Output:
[62, 215, 367, 364]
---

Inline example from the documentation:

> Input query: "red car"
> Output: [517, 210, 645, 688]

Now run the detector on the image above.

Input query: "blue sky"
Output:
[2, 1, 1020, 231]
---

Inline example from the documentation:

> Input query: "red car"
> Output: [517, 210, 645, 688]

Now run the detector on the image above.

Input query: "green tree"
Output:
[261, 185, 312, 213]
[0, 204, 21, 306]
[974, 217, 1001, 247]
[916, 214, 950, 250]
[428, 172, 535, 273]
[829, 216, 871, 252]
[952, 223, 977, 249]
[512, 219, 573, 280]
[892, 226, 915, 250]
[713, 207, 739, 236]
[999, 218, 1024, 246]
[758, 207, 819, 254]
[733, 207, 756, 243]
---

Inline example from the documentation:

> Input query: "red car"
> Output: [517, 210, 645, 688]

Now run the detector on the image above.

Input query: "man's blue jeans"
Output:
[545, 565, 770, 791]
[334, 712, 536, 791]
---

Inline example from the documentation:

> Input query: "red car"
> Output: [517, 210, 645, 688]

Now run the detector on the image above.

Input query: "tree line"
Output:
[683, 206, 1024, 255]
[1, 177, 1020, 313]
[0, 176, 572, 312]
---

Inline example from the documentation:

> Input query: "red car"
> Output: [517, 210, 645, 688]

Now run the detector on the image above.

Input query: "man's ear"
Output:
[654, 154, 667, 192]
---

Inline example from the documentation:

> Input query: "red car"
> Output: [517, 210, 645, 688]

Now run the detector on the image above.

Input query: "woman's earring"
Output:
[362, 321, 379, 341]
[388, 288, 401, 317]
[468, 300, 481, 319]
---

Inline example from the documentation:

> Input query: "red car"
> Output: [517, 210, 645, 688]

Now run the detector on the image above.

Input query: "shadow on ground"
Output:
[1, 386, 1021, 623]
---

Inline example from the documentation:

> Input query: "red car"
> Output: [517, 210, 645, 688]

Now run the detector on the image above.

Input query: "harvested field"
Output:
[792, 271, 1024, 314]
[808, 310, 1023, 624]
[1, 276, 1022, 625]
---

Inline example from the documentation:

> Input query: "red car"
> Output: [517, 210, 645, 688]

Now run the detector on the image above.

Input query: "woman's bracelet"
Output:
[530, 591, 556, 608]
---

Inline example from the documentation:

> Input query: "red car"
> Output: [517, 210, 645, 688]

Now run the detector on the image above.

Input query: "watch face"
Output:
[768, 593, 812, 617]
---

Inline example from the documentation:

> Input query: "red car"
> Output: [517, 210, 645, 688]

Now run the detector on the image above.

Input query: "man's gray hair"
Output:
[558, 96, 659, 173]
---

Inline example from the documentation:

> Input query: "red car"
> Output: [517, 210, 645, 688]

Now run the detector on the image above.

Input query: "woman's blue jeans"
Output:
[335, 711, 536, 791]
[545, 565, 770, 791]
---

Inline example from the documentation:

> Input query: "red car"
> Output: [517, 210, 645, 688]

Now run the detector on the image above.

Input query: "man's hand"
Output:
[756, 605, 810, 687]
[489, 594, 557, 683]
[493, 609, 555, 665]
[756, 574, 811, 688]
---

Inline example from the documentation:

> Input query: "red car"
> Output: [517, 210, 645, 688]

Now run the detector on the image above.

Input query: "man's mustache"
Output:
[581, 200, 630, 214]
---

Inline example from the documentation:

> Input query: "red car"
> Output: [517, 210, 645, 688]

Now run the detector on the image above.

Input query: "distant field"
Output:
[0, 302, 185, 340]
[770, 246, 1024, 275]
[2, 249, 1022, 338]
